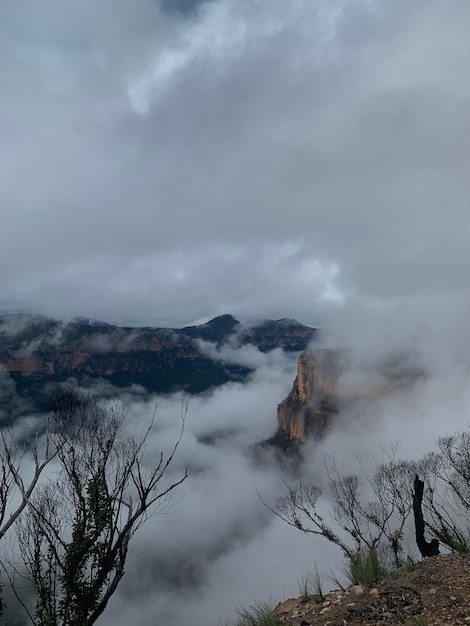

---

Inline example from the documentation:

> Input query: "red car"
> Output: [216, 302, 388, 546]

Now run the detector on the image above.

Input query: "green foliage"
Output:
[58, 475, 118, 625]
[345, 547, 390, 585]
[31, 473, 123, 626]
[233, 600, 283, 626]
[434, 525, 470, 554]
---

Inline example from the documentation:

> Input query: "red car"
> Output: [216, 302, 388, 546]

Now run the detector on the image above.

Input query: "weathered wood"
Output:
[413, 475, 439, 557]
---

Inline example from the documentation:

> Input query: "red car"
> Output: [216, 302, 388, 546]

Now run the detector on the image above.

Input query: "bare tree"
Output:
[0, 420, 55, 616]
[0, 427, 54, 543]
[416, 434, 470, 553]
[412, 474, 439, 557]
[263, 448, 414, 570]
[12, 388, 188, 626]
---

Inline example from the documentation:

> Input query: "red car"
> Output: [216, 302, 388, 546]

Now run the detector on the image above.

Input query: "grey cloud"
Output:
[1, 0, 468, 328]
[160, 0, 214, 18]
[2, 5, 470, 620]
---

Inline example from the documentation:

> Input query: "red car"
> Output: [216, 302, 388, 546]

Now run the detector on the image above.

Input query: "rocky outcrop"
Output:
[273, 553, 470, 626]
[276, 349, 342, 443]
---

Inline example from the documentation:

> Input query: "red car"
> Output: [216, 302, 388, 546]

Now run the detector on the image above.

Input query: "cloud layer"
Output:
[2, 4, 470, 623]
[2, 1, 469, 328]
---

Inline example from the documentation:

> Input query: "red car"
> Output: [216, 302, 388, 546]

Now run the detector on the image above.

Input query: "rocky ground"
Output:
[274, 553, 470, 625]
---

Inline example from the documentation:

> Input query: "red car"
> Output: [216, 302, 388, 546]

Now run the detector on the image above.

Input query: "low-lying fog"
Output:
[4, 323, 470, 626]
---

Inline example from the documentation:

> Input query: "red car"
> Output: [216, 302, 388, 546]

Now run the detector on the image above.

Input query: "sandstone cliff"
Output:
[0, 314, 316, 402]
[276, 349, 342, 443]
[274, 346, 426, 445]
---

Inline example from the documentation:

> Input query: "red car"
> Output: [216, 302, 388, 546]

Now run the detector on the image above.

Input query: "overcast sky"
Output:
[1, 0, 469, 329]
[2, 5, 470, 622]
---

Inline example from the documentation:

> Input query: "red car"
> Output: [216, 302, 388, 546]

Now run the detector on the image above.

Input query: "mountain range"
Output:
[0, 313, 316, 416]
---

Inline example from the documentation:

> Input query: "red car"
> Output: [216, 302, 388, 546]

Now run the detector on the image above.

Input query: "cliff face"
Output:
[0, 314, 316, 399]
[275, 347, 426, 445]
[276, 349, 342, 443]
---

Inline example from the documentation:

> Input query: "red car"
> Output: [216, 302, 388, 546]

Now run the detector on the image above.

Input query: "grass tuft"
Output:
[345, 547, 390, 585]
[436, 526, 470, 554]
[403, 617, 428, 626]
[297, 559, 324, 601]
[324, 567, 346, 592]
[233, 599, 283, 626]
[404, 555, 417, 573]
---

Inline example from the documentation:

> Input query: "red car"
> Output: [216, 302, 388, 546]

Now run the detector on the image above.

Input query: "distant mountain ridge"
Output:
[0, 314, 316, 413]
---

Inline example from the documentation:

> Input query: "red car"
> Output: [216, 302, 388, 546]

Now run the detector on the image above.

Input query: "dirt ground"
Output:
[273, 553, 470, 626]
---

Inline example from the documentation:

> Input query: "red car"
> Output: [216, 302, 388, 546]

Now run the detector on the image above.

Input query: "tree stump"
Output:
[413, 475, 439, 557]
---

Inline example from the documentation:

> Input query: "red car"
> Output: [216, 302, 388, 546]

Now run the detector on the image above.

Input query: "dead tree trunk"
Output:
[413, 475, 439, 557]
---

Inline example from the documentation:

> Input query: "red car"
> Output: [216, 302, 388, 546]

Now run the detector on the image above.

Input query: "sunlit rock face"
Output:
[274, 345, 427, 446]
[276, 349, 342, 443]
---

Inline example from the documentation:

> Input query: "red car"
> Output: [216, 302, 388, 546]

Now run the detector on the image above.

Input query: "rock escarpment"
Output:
[276, 349, 342, 444]
[274, 347, 426, 446]
[0, 314, 316, 403]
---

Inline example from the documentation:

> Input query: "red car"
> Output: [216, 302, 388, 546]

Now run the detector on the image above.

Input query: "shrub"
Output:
[345, 547, 390, 585]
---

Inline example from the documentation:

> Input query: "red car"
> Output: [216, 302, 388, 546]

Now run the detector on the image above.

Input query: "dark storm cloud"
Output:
[160, 0, 214, 17]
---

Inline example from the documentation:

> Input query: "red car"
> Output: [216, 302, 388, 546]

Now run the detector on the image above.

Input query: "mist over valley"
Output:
[2, 310, 470, 625]
[2, 0, 470, 623]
